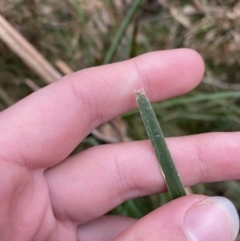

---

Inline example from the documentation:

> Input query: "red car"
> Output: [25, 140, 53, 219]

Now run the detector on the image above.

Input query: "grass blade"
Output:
[135, 88, 186, 200]
[103, 0, 142, 64]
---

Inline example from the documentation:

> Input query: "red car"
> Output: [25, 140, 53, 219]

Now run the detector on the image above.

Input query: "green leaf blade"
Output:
[103, 0, 142, 64]
[135, 88, 186, 200]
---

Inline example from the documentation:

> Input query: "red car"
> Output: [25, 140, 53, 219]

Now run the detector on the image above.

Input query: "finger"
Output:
[45, 132, 240, 224]
[114, 195, 239, 241]
[0, 49, 204, 168]
[77, 215, 136, 241]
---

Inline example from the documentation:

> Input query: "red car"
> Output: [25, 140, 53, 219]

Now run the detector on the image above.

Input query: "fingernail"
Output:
[183, 197, 239, 241]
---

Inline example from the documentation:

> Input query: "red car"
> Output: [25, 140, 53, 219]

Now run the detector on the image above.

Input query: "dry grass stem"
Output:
[0, 14, 62, 84]
[0, 86, 15, 106]
[55, 60, 74, 75]
[92, 119, 131, 143]
[91, 129, 120, 143]
[24, 78, 41, 92]
[203, 77, 240, 90]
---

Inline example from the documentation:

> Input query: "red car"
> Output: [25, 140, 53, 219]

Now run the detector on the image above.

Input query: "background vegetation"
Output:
[0, 0, 240, 237]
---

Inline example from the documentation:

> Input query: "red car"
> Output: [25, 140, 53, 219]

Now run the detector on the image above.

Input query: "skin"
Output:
[0, 49, 239, 241]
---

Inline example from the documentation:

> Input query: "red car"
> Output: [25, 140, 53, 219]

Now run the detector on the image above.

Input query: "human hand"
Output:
[0, 49, 239, 241]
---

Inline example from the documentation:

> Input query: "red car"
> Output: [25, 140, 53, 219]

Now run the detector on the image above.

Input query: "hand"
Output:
[0, 49, 239, 241]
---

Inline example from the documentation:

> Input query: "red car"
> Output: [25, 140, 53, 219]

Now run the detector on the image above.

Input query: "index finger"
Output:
[0, 49, 204, 169]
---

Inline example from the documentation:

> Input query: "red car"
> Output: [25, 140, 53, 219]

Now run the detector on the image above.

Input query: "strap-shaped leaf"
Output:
[103, 0, 142, 64]
[135, 88, 186, 200]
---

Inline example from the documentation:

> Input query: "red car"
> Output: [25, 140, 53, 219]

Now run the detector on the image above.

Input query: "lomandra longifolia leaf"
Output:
[135, 88, 186, 200]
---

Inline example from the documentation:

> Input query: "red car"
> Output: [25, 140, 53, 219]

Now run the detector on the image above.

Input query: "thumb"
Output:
[114, 195, 239, 241]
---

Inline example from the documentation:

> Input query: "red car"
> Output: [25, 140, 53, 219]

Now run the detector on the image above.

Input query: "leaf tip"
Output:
[134, 87, 146, 97]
